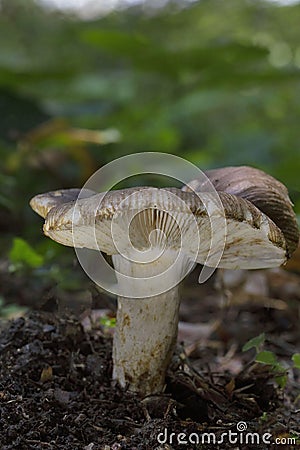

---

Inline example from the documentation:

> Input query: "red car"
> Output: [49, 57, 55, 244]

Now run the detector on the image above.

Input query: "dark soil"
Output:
[0, 266, 299, 449]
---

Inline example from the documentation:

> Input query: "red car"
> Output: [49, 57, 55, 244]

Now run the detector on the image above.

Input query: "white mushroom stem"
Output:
[111, 250, 193, 396]
[113, 290, 180, 396]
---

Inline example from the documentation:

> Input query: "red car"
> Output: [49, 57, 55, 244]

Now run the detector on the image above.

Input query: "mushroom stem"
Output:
[111, 250, 193, 396]
[113, 289, 180, 396]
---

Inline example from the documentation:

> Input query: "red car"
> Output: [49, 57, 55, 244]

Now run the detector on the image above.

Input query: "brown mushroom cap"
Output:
[182, 166, 299, 258]
[30, 188, 96, 218]
[30, 185, 288, 269]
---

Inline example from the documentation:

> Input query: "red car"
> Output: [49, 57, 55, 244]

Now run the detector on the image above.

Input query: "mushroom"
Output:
[30, 166, 299, 396]
[182, 165, 299, 258]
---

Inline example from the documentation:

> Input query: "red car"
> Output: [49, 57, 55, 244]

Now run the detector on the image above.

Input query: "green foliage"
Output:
[255, 350, 277, 365]
[242, 332, 265, 352]
[9, 237, 44, 269]
[292, 353, 300, 369]
[1, 0, 300, 195]
[243, 333, 290, 388]
[100, 316, 116, 328]
[256, 351, 287, 387]
[259, 411, 269, 422]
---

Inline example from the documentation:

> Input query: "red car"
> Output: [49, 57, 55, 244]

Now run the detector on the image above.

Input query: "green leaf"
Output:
[275, 374, 288, 388]
[100, 316, 116, 328]
[242, 333, 265, 352]
[255, 350, 278, 365]
[9, 237, 44, 269]
[292, 353, 300, 369]
[260, 412, 268, 422]
[81, 29, 150, 55]
[273, 362, 288, 388]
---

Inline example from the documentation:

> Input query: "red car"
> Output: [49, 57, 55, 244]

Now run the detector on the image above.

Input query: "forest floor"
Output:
[0, 263, 299, 450]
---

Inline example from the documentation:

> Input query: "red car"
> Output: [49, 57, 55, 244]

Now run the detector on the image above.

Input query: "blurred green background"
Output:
[0, 0, 299, 314]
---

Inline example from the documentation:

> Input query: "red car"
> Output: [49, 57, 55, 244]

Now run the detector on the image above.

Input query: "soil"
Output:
[0, 266, 299, 450]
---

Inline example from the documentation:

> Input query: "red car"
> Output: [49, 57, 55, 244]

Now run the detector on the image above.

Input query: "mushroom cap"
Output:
[183, 166, 299, 258]
[30, 185, 288, 269]
[30, 188, 96, 218]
